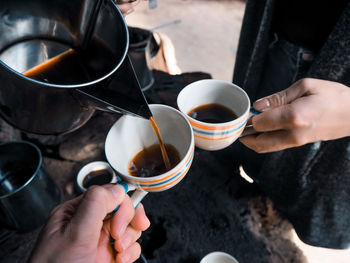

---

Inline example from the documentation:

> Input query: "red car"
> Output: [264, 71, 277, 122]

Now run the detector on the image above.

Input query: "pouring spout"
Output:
[76, 55, 153, 120]
[137, 105, 153, 119]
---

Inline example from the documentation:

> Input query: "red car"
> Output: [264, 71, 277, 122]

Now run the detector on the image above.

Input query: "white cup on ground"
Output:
[200, 251, 239, 263]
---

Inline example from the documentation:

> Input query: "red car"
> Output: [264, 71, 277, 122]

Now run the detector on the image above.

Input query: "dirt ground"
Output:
[126, 0, 244, 81]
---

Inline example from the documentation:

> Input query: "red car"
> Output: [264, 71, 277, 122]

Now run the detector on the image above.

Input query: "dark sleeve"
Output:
[307, 2, 350, 86]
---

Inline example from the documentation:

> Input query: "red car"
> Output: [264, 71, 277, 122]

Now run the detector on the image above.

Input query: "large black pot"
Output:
[0, 141, 61, 231]
[0, 0, 151, 135]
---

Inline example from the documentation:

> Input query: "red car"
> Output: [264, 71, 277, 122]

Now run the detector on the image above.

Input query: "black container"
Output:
[128, 27, 156, 91]
[0, 0, 151, 135]
[0, 141, 61, 231]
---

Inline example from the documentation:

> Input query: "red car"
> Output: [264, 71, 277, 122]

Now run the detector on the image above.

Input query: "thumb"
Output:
[253, 79, 308, 111]
[69, 184, 127, 243]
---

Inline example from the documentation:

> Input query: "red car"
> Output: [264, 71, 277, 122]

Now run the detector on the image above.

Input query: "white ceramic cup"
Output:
[200, 252, 239, 263]
[76, 161, 117, 193]
[177, 79, 251, 151]
[105, 104, 195, 207]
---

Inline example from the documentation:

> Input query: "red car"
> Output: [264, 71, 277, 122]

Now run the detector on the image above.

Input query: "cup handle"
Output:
[239, 107, 261, 137]
[108, 181, 148, 248]
[76, 162, 148, 211]
[112, 180, 148, 213]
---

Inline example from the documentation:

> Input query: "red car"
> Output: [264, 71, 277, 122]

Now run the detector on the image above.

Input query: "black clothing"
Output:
[233, 0, 350, 249]
[274, 0, 348, 50]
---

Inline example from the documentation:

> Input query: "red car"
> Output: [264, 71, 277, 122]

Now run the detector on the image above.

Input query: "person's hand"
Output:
[29, 184, 150, 263]
[240, 78, 350, 153]
[116, 0, 141, 16]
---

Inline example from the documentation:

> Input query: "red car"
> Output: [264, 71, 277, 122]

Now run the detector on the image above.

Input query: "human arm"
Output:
[239, 78, 350, 153]
[115, 0, 141, 16]
[29, 184, 150, 263]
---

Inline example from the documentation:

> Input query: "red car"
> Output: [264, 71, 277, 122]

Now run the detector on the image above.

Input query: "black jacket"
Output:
[233, 0, 350, 249]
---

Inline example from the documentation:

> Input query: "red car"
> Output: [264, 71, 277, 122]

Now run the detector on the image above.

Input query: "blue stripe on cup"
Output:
[192, 119, 247, 136]
[138, 150, 194, 188]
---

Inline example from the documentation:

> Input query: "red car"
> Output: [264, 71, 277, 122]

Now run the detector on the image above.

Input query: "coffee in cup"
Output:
[177, 79, 251, 151]
[76, 161, 117, 193]
[129, 143, 181, 178]
[188, 103, 238, 123]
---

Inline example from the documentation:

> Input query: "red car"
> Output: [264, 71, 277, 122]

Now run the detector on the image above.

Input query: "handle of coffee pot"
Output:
[75, 55, 152, 119]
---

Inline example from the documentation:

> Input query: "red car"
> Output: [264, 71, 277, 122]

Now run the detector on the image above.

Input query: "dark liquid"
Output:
[188, 103, 238, 123]
[23, 41, 117, 85]
[149, 117, 171, 170]
[129, 144, 180, 178]
[82, 170, 113, 188]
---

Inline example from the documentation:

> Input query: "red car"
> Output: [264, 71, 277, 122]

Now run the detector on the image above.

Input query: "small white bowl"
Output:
[200, 252, 239, 263]
[76, 161, 117, 193]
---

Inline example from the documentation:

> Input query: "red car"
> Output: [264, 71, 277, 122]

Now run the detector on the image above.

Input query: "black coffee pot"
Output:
[0, 0, 152, 135]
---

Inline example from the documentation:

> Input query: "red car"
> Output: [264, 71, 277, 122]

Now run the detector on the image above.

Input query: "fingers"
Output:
[112, 203, 150, 252]
[96, 226, 116, 262]
[114, 226, 141, 252]
[116, 242, 142, 263]
[69, 184, 127, 243]
[253, 79, 309, 111]
[116, 0, 141, 16]
[110, 196, 135, 240]
[251, 107, 286, 132]
[43, 195, 84, 233]
[130, 204, 150, 231]
[239, 129, 305, 153]
[109, 202, 150, 241]
[251, 104, 309, 132]
[241, 104, 311, 152]
[246, 79, 316, 151]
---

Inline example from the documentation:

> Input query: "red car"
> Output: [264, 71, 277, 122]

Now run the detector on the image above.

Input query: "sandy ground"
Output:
[126, 0, 244, 81]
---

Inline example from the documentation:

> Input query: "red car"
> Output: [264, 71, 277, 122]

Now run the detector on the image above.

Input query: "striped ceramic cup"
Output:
[177, 79, 250, 151]
[105, 104, 194, 207]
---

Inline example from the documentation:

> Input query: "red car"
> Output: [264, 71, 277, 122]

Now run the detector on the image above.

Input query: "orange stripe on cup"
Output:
[188, 114, 247, 131]
[142, 157, 193, 191]
[194, 125, 245, 141]
[127, 144, 194, 184]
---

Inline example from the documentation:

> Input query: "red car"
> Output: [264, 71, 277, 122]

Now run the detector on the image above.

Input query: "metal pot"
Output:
[0, 0, 151, 135]
[128, 26, 155, 92]
[0, 141, 61, 231]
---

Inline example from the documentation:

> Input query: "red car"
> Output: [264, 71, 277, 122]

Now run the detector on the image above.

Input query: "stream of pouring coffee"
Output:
[22, 49, 172, 171]
[149, 117, 171, 170]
